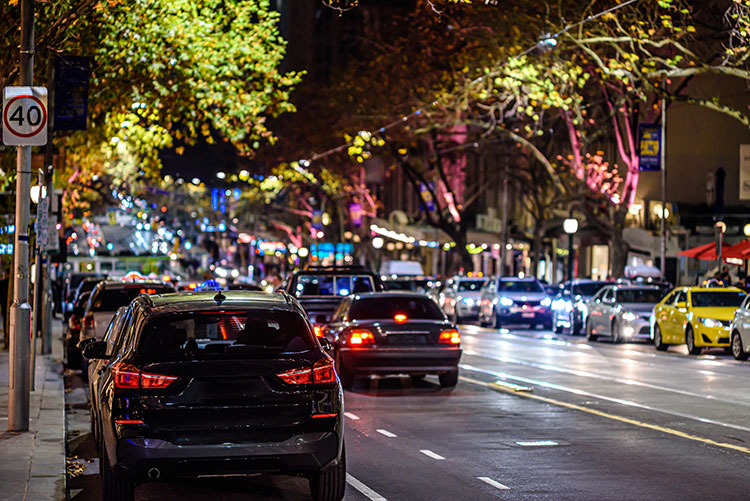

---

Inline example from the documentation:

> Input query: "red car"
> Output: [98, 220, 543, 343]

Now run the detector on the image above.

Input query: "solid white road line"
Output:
[419, 449, 445, 460]
[459, 364, 750, 433]
[346, 473, 387, 501]
[344, 412, 360, 420]
[477, 476, 510, 490]
[376, 428, 397, 438]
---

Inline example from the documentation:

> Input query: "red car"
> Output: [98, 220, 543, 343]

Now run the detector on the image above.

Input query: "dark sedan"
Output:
[82, 290, 345, 501]
[324, 292, 462, 389]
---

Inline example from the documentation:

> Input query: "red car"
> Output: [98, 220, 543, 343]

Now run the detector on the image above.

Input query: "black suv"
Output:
[285, 265, 384, 330]
[83, 290, 345, 501]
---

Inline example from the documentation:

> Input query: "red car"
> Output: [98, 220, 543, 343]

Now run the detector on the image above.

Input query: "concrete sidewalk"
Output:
[0, 320, 66, 501]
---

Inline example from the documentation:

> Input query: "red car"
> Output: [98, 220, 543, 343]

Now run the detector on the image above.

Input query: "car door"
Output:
[736, 296, 750, 347]
[588, 288, 607, 333]
[670, 289, 689, 343]
[600, 288, 617, 335]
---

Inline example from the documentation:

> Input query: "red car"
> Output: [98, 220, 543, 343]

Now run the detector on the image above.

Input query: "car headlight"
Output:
[541, 297, 552, 307]
[552, 299, 573, 312]
[460, 297, 475, 306]
[698, 317, 720, 328]
[621, 311, 637, 321]
[499, 297, 514, 307]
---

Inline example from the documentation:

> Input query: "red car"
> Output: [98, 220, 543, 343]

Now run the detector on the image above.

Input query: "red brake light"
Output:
[439, 329, 461, 345]
[394, 314, 408, 323]
[69, 316, 82, 331]
[83, 315, 94, 328]
[349, 330, 375, 345]
[277, 358, 337, 385]
[188, 282, 197, 290]
[113, 362, 178, 390]
[313, 325, 324, 338]
[139, 288, 157, 294]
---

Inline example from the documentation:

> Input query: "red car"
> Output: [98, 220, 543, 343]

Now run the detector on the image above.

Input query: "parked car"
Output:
[382, 276, 436, 294]
[65, 276, 107, 322]
[729, 294, 750, 360]
[62, 272, 106, 319]
[82, 290, 345, 501]
[322, 291, 461, 389]
[63, 291, 91, 370]
[585, 285, 663, 343]
[439, 275, 487, 323]
[478, 277, 552, 329]
[284, 265, 384, 333]
[551, 279, 610, 335]
[652, 286, 746, 354]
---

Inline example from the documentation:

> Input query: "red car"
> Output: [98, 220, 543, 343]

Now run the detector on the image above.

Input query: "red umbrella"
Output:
[724, 240, 750, 259]
[678, 242, 729, 260]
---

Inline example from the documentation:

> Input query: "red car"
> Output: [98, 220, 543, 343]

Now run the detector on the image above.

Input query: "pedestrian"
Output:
[721, 266, 732, 286]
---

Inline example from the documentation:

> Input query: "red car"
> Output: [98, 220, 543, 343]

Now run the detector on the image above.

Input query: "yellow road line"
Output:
[459, 376, 750, 455]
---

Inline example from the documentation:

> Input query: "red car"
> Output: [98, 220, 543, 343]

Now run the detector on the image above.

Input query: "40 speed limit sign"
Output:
[2, 86, 48, 146]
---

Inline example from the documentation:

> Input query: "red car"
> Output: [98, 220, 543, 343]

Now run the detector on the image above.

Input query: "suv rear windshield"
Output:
[691, 291, 746, 308]
[93, 285, 173, 311]
[497, 280, 543, 293]
[349, 296, 444, 321]
[617, 289, 664, 303]
[295, 275, 374, 296]
[139, 310, 313, 362]
[457, 280, 485, 292]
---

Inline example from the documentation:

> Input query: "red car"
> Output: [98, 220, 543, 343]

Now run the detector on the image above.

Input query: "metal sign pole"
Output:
[660, 94, 667, 280]
[8, 0, 34, 432]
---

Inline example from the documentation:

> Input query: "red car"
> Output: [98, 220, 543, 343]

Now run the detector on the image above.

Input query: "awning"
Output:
[724, 240, 750, 259]
[678, 241, 728, 260]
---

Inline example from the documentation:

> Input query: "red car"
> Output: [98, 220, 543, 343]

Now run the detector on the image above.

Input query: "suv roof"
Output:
[300, 265, 375, 274]
[133, 291, 300, 317]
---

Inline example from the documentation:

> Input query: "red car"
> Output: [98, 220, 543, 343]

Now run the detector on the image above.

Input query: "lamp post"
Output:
[563, 217, 579, 282]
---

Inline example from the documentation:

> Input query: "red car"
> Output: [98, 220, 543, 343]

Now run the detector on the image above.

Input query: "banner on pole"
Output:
[638, 124, 661, 171]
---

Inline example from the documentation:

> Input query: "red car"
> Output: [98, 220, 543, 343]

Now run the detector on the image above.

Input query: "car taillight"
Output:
[69, 316, 82, 331]
[277, 358, 337, 385]
[113, 362, 178, 390]
[394, 314, 408, 323]
[349, 330, 375, 345]
[83, 315, 94, 328]
[439, 329, 461, 345]
[313, 325, 324, 338]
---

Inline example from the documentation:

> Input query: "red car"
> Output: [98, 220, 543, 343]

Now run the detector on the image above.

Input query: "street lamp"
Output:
[563, 217, 579, 281]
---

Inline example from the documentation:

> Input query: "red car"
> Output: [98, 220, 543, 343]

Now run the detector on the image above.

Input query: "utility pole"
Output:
[9, 0, 35, 432]
[660, 93, 667, 280]
[40, 57, 54, 355]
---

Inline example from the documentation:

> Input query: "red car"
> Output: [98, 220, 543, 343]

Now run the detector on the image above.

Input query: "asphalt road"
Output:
[66, 324, 750, 500]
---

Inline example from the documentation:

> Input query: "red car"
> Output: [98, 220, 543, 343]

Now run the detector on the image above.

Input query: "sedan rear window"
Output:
[93, 285, 173, 311]
[139, 310, 313, 362]
[457, 280, 485, 292]
[691, 291, 746, 308]
[617, 289, 664, 303]
[349, 296, 444, 321]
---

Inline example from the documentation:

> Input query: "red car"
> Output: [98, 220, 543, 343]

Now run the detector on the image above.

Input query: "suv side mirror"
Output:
[319, 338, 332, 352]
[81, 340, 108, 360]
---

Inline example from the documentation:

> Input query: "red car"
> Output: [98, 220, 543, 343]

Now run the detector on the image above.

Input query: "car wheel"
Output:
[554, 323, 562, 334]
[491, 309, 502, 329]
[101, 444, 135, 501]
[586, 320, 598, 342]
[732, 331, 749, 361]
[335, 352, 354, 391]
[686, 326, 702, 355]
[439, 368, 459, 388]
[309, 443, 346, 501]
[611, 321, 621, 344]
[654, 324, 668, 351]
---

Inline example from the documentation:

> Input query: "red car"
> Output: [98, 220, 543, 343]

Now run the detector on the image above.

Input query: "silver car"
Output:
[585, 285, 664, 343]
[440, 276, 487, 323]
[478, 277, 552, 329]
[729, 294, 750, 360]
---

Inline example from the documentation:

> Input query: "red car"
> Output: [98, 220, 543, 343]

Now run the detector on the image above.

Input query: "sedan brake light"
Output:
[394, 314, 408, 323]
[313, 325, 325, 338]
[69, 316, 82, 331]
[113, 362, 178, 390]
[439, 329, 461, 345]
[277, 358, 337, 385]
[349, 330, 375, 345]
[83, 315, 94, 329]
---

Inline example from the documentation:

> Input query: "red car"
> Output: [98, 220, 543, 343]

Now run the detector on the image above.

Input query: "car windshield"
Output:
[295, 275, 374, 296]
[458, 280, 485, 292]
[617, 289, 664, 303]
[93, 285, 173, 311]
[384, 280, 431, 292]
[691, 291, 746, 308]
[498, 280, 543, 293]
[572, 282, 608, 297]
[349, 296, 444, 320]
[139, 310, 313, 362]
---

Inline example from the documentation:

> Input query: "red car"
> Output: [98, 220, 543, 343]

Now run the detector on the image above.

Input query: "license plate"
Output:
[521, 312, 535, 318]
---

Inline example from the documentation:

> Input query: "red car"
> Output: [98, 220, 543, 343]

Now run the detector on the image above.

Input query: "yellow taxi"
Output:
[652, 286, 746, 354]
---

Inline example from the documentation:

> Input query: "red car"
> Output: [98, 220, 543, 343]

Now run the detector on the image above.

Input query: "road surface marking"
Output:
[491, 380, 532, 392]
[376, 429, 397, 438]
[419, 449, 445, 460]
[516, 440, 558, 447]
[477, 477, 510, 490]
[344, 412, 360, 420]
[460, 365, 750, 433]
[462, 350, 749, 407]
[346, 473, 387, 501]
[460, 375, 750, 455]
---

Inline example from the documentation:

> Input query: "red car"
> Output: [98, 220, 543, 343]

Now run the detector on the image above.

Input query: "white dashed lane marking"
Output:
[346, 473, 387, 501]
[344, 412, 360, 420]
[477, 476, 510, 490]
[419, 449, 445, 460]
[376, 428, 397, 438]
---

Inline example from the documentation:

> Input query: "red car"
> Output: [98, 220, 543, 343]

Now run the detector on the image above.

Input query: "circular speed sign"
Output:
[3, 94, 47, 138]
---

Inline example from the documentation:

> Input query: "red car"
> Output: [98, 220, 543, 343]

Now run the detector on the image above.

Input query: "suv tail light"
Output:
[439, 329, 461, 345]
[313, 325, 324, 338]
[113, 362, 178, 390]
[277, 358, 337, 385]
[83, 315, 94, 329]
[349, 330, 375, 345]
[69, 315, 82, 331]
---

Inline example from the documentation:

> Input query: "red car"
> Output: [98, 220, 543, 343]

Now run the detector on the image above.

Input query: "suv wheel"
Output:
[309, 443, 346, 501]
[586, 320, 598, 342]
[491, 309, 502, 329]
[101, 446, 135, 501]
[654, 324, 668, 351]
[732, 331, 749, 361]
[439, 369, 459, 388]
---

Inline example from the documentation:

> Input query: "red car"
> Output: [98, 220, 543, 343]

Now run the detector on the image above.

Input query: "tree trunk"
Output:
[609, 209, 630, 278]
